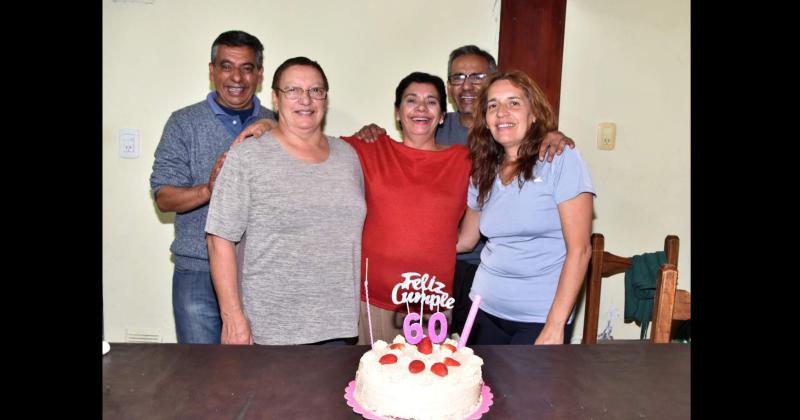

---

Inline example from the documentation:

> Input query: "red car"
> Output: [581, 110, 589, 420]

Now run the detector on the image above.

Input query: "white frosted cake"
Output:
[354, 335, 484, 420]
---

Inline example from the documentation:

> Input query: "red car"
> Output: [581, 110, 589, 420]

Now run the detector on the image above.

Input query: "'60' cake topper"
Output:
[403, 311, 447, 344]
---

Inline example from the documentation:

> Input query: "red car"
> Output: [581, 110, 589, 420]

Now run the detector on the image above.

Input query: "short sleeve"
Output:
[467, 178, 480, 210]
[205, 148, 249, 242]
[551, 148, 596, 204]
[340, 135, 363, 151]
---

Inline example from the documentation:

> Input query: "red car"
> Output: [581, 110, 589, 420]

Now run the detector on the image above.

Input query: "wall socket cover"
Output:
[597, 122, 616, 150]
[119, 128, 140, 159]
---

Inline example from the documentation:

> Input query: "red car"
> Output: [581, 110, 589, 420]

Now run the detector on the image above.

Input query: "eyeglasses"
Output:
[276, 86, 328, 100]
[448, 72, 488, 85]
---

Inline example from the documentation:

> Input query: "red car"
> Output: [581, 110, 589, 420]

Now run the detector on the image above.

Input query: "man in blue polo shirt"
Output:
[150, 30, 276, 344]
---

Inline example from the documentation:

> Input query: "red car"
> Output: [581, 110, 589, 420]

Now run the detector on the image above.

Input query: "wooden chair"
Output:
[651, 264, 691, 343]
[581, 233, 679, 344]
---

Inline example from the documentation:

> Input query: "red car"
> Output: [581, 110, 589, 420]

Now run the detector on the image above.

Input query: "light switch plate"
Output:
[597, 122, 616, 150]
[119, 128, 140, 159]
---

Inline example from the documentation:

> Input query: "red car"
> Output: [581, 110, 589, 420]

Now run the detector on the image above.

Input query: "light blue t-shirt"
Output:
[467, 147, 596, 323]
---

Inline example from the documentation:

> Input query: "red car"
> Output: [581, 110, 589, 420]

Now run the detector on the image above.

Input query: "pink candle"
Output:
[364, 258, 374, 348]
[458, 295, 481, 349]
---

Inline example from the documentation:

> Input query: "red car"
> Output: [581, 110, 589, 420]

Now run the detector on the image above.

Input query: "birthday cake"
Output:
[353, 335, 484, 420]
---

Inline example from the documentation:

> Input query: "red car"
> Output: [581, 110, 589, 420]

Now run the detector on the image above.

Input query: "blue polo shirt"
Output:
[206, 92, 265, 137]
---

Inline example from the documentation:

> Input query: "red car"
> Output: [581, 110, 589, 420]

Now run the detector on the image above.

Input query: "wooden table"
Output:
[103, 342, 690, 419]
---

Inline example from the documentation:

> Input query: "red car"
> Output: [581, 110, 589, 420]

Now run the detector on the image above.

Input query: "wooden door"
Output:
[499, 0, 567, 122]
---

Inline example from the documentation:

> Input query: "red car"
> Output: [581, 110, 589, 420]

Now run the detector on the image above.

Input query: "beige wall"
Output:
[102, 0, 501, 343]
[102, 0, 690, 343]
[560, 0, 691, 341]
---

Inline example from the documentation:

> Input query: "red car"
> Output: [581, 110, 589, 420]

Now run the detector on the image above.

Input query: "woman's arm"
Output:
[207, 234, 253, 345]
[232, 118, 278, 145]
[352, 123, 386, 142]
[456, 208, 481, 253]
[535, 192, 594, 345]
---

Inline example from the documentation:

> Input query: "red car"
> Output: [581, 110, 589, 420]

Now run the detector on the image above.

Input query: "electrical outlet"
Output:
[597, 122, 616, 150]
[119, 128, 140, 159]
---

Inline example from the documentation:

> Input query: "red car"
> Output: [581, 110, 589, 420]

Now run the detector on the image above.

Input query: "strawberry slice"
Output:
[389, 343, 406, 350]
[443, 357, 461, 367]
[430, 362, 449, 377]
[441, 343, 457, 353]
[379, 354, 398, 364]
[417, 336, 433, 355]
[408, 360, 425, 374]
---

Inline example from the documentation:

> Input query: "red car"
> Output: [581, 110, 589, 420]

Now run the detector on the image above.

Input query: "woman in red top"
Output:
[341, 72, 470, 343]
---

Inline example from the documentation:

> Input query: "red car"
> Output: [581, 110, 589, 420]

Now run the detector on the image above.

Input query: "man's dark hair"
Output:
[447, 45, 497, 75]
[271, 56, 329, 91]
[393, 72, 447, 116]
[211, 30, 264, 67]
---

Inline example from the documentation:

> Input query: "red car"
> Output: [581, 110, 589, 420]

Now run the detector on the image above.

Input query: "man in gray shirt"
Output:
[149, 30, 276, 344]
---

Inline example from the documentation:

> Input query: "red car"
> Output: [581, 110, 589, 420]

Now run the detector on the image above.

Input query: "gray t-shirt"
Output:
[435, 111, 469, 145]
[205, 133, 366, 344]
[436, 112, 485, 264]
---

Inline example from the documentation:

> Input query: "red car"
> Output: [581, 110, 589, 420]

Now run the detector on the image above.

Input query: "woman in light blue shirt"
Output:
[457, 70, 595, 345]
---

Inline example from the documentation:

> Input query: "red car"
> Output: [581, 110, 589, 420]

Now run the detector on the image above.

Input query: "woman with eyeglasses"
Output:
[205, 57, 366, 345]
[457, 70, 595, 345]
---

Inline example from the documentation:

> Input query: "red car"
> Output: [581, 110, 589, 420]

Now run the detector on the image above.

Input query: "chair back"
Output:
[582, 233, 679, 344]
[651, 264, 691, 343]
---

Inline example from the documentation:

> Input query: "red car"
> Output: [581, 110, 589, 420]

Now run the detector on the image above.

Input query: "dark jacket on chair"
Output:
[624, 251, 667, 339]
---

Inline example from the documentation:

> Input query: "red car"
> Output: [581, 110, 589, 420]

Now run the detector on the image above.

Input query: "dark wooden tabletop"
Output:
[102, 342, 690, 419]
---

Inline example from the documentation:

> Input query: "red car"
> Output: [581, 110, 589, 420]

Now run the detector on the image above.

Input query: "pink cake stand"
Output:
[344, 380, 493, 420]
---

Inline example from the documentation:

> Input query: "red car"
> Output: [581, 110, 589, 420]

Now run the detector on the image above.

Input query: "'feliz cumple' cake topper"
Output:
[390, 272, 455, 312]
[363, 259, 481, 349]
